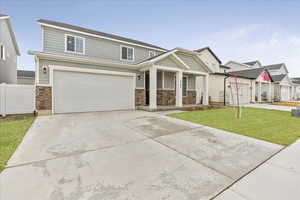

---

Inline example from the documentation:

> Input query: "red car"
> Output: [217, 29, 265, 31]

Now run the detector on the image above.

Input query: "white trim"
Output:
[2, 17, 20, 55]
[35, 56, 39, 85]
[38, 22, 166, 53]
[184, 70, 208, 76]
[64, 34, 85, 55]
[155, 65, 182, 72]
[162, 71, 165, 89]
[49, 65, 136, 77]
[120, 45, 134, 62]
[28, 51, 141, 70]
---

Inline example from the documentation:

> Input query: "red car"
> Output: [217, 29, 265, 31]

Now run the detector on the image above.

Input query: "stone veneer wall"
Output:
[157, 90, 176, 105]
[183, 90, 196, 105]
[36, 86, 52, 110]
[135, 89, 145, 106]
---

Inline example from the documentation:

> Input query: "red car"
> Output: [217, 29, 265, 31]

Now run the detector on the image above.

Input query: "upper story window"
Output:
[149, 51, 156, 58]
[120, 46, 134, 61]
[0, 45, 5, 60]
[65, 34, 85, 54]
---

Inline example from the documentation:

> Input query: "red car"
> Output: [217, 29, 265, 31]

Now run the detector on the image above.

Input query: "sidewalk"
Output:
[214, 139, 300, 200]
[244, 104, 294, 111]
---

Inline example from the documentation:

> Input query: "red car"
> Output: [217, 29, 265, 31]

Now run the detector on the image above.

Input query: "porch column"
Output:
[195, 76, 202, 104]
[268, 82, 272, 102]
[176, 71, 182, 107]
[258, 81, 262, 102]
[251, 81, 256, 103]
[149, 66, 157, 109]
[203, 74, 209, 105]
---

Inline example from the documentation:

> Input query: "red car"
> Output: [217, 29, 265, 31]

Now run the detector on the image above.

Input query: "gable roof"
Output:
[0, 14, 20, 55]
[263, 63, 288, 72]
[271, 74, 287, 82]
[229, 67, 272, 80]
[17, 70, 35, 78]
[37, 19, 167, 52]
[0, 14, 9, 18]
[220, 65, 230, 69]
[243, 60, 261, 66]
[194, 47, 222, 64]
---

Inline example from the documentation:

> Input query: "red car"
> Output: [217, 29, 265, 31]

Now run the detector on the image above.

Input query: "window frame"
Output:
[120, 45, 134, 62]
[182, 76, 188, 97]
[0, 44, 6, 60]
[149, 51, 156, 58]
[64, 34, 85, 55]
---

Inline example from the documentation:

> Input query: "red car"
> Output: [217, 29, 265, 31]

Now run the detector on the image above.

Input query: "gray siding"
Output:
[176, 52, 206, 72]
[157, 71, 163, 89]
[186, 74, 196, 89]
[39, 59, 144, 88]
[155, 57, 181, 69]
[17, 78, 35, 85]
[43, 26, 163, 64]
[0, 19, 17, 83]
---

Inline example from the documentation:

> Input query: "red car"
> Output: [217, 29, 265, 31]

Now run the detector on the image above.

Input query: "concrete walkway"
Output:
[214, 139, 300, 200]
[244, 104, 294, 111]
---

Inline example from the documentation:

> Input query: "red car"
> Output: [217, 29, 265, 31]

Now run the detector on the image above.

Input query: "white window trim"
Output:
[0, 44, 6, 60]
[149, 50, 156, 58]
[182, 75, 188, 97]
[120, 45, 134, 62]
[64, 34, 85, 55]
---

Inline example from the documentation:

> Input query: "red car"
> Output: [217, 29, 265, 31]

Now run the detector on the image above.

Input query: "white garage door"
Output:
[53, 70, 135, 114]
[281, 86, 290, 101]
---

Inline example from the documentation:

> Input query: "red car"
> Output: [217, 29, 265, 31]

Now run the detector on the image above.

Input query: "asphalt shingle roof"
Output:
[229, 68, 266, 79]
[243, 61, 260, 66]
[271, 74, 287, 82]
[263, 63, 284, 70]
[0, 14, 9, 18]
[37, 19, 167, 51]
[194, 47, 222, 64]
[17, 70, 35, 78]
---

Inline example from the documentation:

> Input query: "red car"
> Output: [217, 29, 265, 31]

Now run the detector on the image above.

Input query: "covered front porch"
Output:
[136, 48, 211, 110]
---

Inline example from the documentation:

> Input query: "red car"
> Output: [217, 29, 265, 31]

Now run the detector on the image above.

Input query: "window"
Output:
[0, 45, 5, 60]
[149, 51, 156, 58]
[65, 35, 85, 54]
[120, 46, 134, 61]
[182, 76, 188, 96]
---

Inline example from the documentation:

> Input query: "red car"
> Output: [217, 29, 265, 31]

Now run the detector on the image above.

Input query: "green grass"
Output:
[169, 108, 300, 146]
[0, 117, 35, 172]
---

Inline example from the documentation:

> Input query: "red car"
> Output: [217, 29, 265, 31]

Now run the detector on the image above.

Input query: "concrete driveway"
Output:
[1, 110, 282, 200]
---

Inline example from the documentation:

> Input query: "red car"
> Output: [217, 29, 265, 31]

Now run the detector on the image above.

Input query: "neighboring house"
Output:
[17, 70, 35, 85]
[225, 60, 294, 102]
[291, 78, 300, 100]
[0, 14, 20, 84]
[29, 19, 212, 114]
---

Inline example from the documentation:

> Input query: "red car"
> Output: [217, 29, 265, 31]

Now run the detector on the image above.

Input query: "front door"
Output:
[145, 72, 150, 105]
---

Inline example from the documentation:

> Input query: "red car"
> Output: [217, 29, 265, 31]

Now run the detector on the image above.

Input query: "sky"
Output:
[2, 0, 300, 76]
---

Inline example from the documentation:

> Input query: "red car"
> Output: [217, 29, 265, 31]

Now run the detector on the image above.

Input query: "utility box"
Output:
[291, 105, 300, 117]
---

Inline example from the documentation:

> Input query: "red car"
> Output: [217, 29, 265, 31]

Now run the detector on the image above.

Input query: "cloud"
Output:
[197, 25, 300, 76]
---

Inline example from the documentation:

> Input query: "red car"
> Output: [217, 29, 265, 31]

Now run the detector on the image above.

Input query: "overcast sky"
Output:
[2, 0, 300, 77]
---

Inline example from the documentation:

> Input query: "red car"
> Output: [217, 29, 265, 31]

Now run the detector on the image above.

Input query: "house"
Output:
[0, 14, 20, 84]
[17, 70, 35, 85]
[264, 63, 292, 101]
[28, 19, 212, 114]
[291, 78, 300, 100]
[225, 60, 294, 102]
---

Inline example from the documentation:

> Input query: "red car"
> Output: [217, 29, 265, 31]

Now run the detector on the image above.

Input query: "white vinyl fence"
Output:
[0, 83, 35, 116]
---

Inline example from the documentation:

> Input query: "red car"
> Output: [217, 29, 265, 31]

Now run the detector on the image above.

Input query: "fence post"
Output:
[1, 83, 6, 116]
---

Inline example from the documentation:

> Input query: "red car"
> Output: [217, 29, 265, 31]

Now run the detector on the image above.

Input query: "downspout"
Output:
[224, 71, 230, 106]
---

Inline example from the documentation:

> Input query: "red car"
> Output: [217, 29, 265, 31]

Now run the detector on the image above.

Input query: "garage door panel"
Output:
[53, 70, 134, 114]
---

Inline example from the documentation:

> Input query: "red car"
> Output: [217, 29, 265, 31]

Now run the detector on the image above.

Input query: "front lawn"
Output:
[169, 108, 300, 146]
[0, 116, 35, 172]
